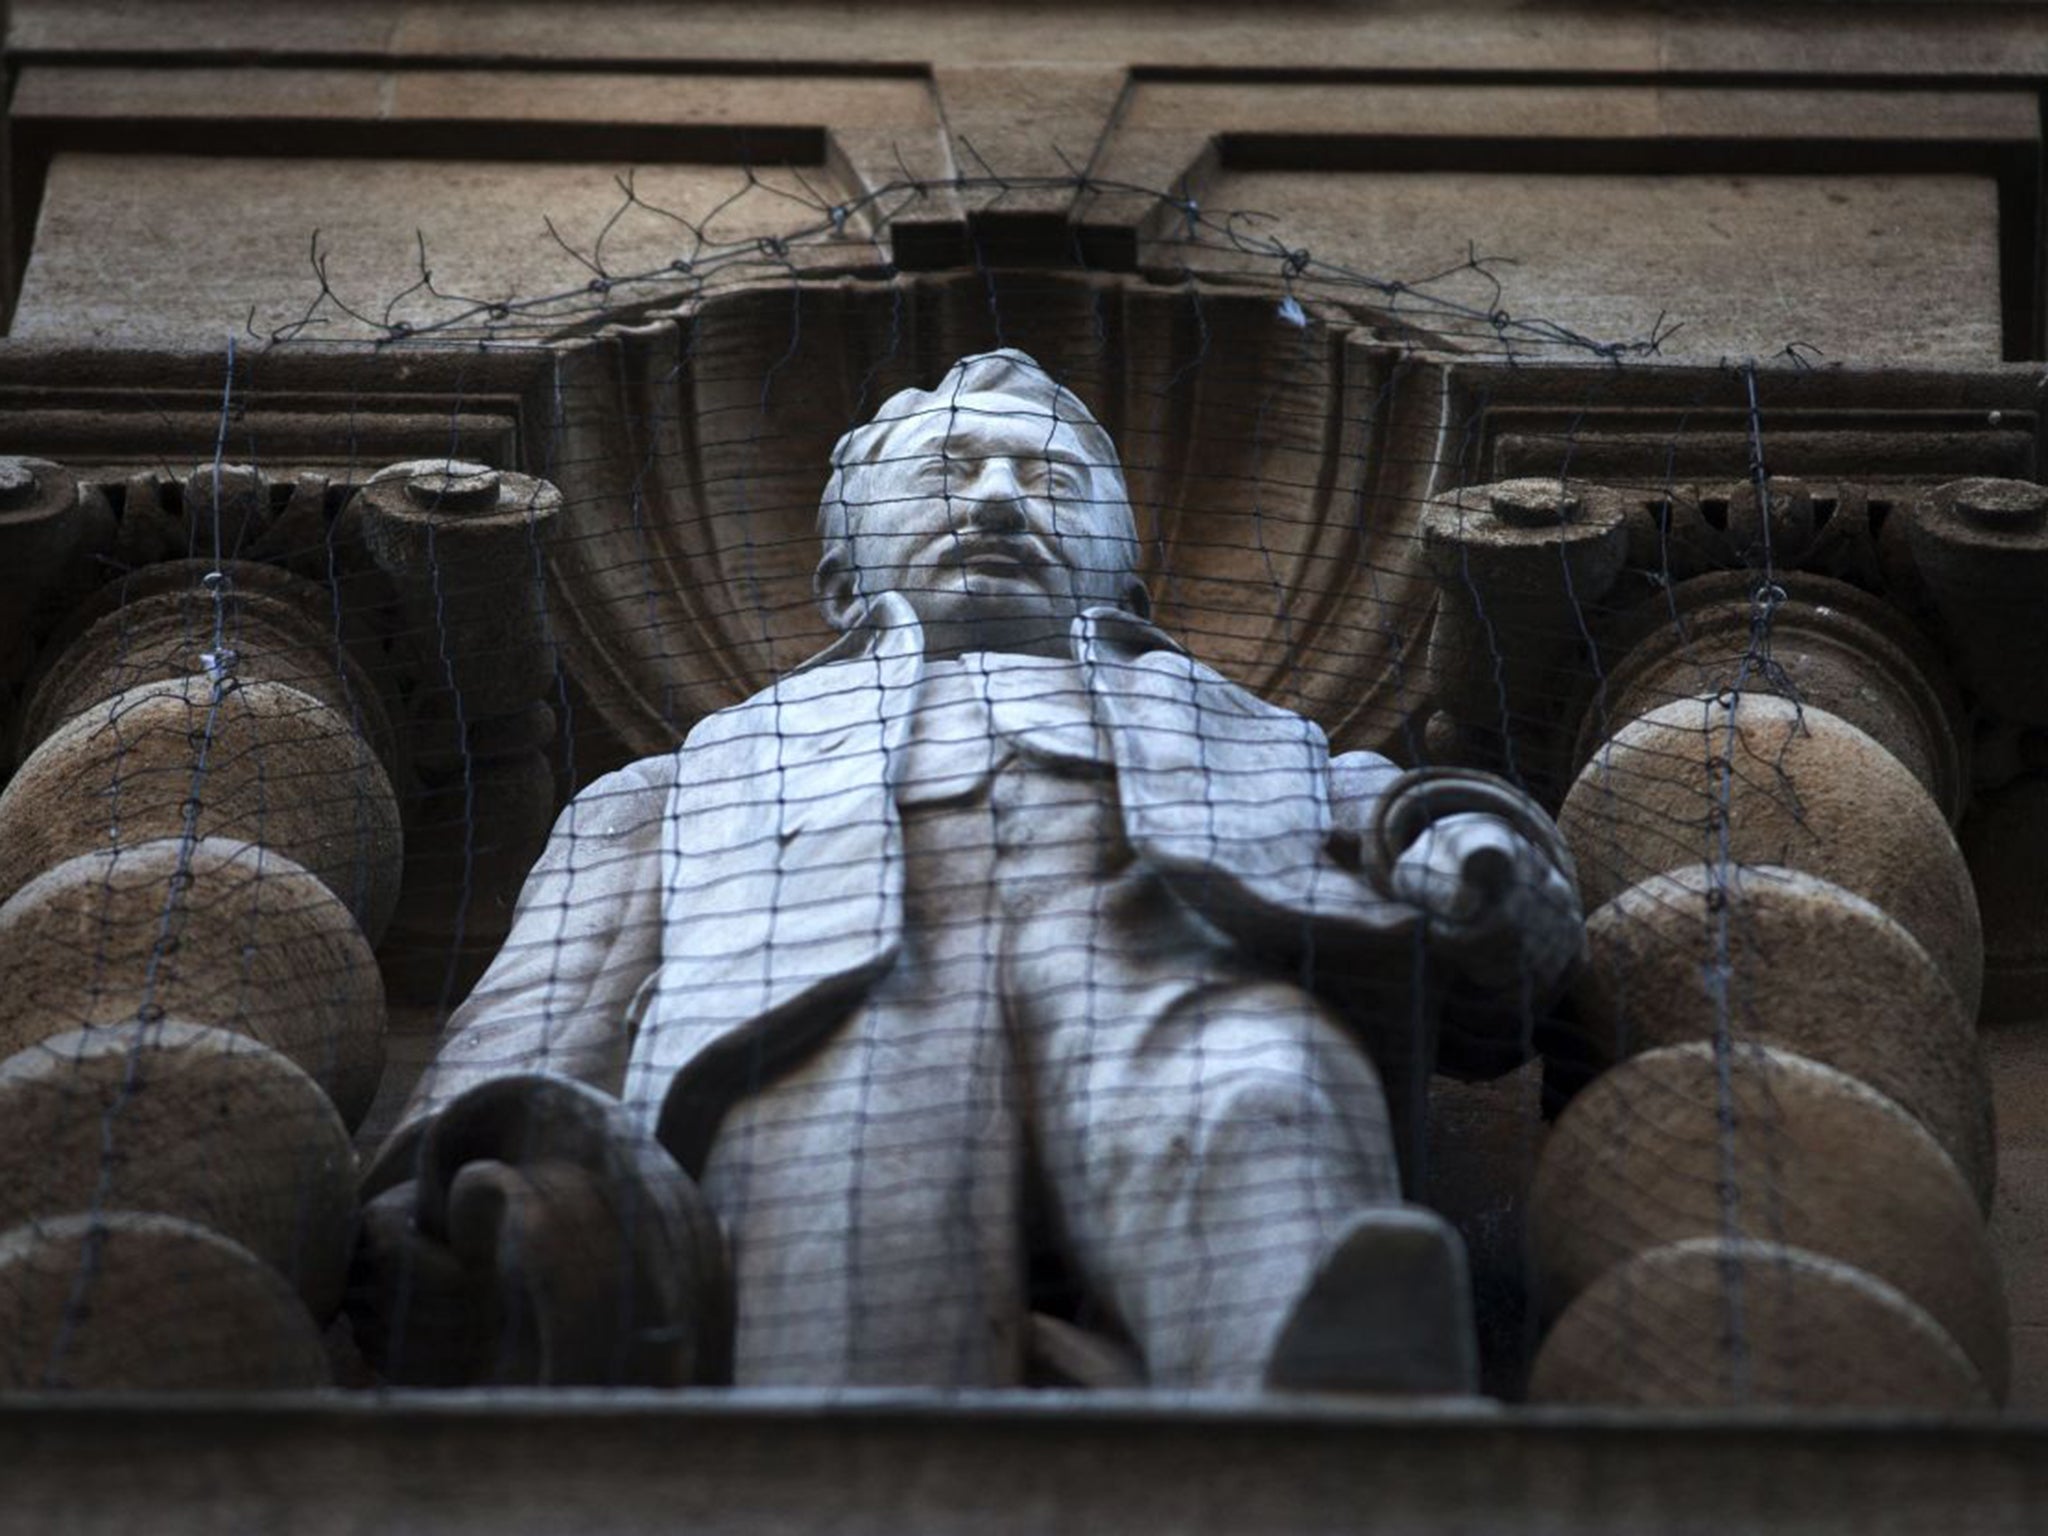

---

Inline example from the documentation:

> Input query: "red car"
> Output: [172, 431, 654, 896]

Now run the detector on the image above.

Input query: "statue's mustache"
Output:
[928, 529, 1058, 569]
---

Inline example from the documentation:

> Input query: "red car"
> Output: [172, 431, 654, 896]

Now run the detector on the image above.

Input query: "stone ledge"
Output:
[2, 1390, 2045, 1535]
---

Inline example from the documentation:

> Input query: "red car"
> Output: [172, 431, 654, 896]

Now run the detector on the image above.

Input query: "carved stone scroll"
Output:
[1416, 473, 2005, 1409]
[0, 469, 404, 1388]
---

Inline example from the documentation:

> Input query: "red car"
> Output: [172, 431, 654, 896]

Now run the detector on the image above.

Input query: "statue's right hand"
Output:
[1389, 811, 1583, 996]
[347, 1075, 731, 1387]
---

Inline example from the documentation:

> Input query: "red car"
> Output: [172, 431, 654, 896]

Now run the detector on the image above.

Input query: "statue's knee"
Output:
[1187, 1061, 1393, 1181]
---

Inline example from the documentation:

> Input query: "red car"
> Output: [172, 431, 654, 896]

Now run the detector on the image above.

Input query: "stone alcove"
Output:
[529, 268, 1453, 777]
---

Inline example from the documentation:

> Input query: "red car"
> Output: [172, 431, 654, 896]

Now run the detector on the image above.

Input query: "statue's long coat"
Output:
[397, 595, 1547, 1173]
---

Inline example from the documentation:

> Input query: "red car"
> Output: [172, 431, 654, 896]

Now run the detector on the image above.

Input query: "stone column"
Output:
[1417, 478, 1630, 797]
[351, 460, 563, 1003]
[0, 460, 399, 1389]
[1528, 561, 2002, 1409]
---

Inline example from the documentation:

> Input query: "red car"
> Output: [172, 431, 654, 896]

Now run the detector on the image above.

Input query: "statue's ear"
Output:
[815, 543, 863, 632]
[1123, 575, 1154, 622]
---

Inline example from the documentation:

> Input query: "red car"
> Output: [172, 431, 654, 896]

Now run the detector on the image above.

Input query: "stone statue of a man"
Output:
[357, 349, 1582, 1393]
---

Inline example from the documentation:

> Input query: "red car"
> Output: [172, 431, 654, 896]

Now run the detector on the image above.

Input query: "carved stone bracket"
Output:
[1410, 459, 2044, 1408]
[0, 457, 402, 1388]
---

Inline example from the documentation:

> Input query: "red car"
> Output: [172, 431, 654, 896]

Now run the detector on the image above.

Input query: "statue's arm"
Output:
[350, 754, 728, 1386]
[1330, 750, 1584, 1077]
[1326, 750, 1405, 857]
[390, 753, 675, 1140]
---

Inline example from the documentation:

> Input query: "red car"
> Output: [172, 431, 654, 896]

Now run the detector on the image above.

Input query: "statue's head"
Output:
[816, 349, 1151, 656]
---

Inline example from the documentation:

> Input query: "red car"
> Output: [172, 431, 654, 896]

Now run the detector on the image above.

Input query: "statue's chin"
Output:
[908, 593, 1081, 658]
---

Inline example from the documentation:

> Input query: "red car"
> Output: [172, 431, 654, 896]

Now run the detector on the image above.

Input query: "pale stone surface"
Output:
[1558, 694, 1985, 1019]
[1152, 171, 2002, 363]
[1909, 479, 2048, 732]
[0, 1212, 332, 1391]
[365, 350, 1584, 1392]
[1531, 1041, 2008, 1400]
[353, 461, 562, 720]
[1571, 864, 1993, 1208]
[0, 676, 404, 945]
[0, 839, 387, 1125]
[1112, 81, 2036, 147]
[535, 291, 1450, 771]
[0, 1022, 358, 1317]
[1419, 479, 1630, 739]
[1531, 1238, 1992, 1411]
[19, 557, 401, 780]
[21, 1, 2048, 80]
[0, 0, 2035, 1465]
[1581, 573, 1970, 823]
[13, 154, 868, 346]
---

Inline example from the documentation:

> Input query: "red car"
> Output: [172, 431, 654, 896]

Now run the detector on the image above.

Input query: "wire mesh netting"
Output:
[0, 162, 2017, 1410]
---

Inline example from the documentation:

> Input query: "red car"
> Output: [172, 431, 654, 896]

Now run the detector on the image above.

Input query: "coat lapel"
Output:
[631, 599, 925, 1164]
[1077, 607, 1411, 951]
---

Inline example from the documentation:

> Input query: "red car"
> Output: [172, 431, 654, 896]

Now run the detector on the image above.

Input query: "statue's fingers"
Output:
[346, 1180, 493, 1386]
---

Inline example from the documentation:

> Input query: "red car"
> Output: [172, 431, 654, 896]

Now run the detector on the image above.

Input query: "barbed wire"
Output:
[255, 167, 1688, 364]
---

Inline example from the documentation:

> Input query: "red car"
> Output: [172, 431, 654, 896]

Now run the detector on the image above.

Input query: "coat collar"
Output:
[787, 590, 928, 676]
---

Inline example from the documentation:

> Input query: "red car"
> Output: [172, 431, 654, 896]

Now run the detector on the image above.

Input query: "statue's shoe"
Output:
[1262, 1203, 1480, 1395]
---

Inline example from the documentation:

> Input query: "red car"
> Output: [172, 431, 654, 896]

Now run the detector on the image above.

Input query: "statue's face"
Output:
[822, 400, 1146, 656]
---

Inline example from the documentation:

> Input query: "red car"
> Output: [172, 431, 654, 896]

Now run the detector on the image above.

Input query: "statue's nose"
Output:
[961, 461, 1029, 531]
